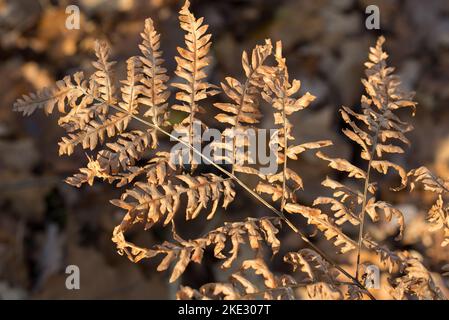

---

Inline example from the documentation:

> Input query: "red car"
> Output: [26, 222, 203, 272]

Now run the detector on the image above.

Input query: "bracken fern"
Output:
[13, 0, 448, 300]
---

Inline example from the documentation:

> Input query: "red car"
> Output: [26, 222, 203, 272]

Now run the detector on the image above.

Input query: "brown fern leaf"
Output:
[177, 252, 347, 300]
[138, 18, 170, 126]
[284, 203, 356, 253]
[365, 199, 405, 239]
[284, 249, 346, 299]
[335, 36, 415, 189]
[64, 55, 159, 178]
[408, 167, 449, 246]
[213, 39, 272, 176]
[408, 166, 449, 194]
[112, 217, 280, 283]
[256, 41, 332, 208]
[57, 111, 132, 155]
[284, 249, 338, 283]
[176, 258, 295, 300]
[119, 57, 142, 114]
[314, 37, 414, 260]
[111, 173, 235, 231]
[213, 39, 272, 128]
[363, 238, 406, 273]
[426, 195, 449, 247]
[313, 197, 360, 226]
[388, 251, 446, 300]
[171, 0, 219, 169]
[13, 72, 86, 116]
[66, 151, 174, 188]
[57, 47, 139, 156]
[92, 40, 117, 106]
[316, 152, 366, 180]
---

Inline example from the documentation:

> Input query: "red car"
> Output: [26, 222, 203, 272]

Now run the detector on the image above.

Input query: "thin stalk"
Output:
[355, 129, 378, 280]
[280, 95, 288, 211]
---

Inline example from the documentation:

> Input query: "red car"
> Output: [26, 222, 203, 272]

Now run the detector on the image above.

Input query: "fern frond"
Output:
[92, 40, 117, 105]
[171, 0, 219, 169]
[427, 196, 449, 246]
[57, 111, 132, 155]
[176, 258, 295, 300]
[284, 249, 339, 283]
[119, 57, 142, 114]
[65, 134, 165, 188]
[111, 217, 280, 282]
[316, 151, 366, 180]
[313, 197, 360, 226]
[388, 252, 446, 300]
[314, 37, 415, 272]
[13, 72, 86, 116]
[284, 203, 356, 253]
[213, 39, 273, 176]
[363, 238, 406, 273]
[13, 3, 402, 299]
[408, 167, 449, 246]
[256, 41, 332, 209]
[214, 40, 272, 128]
[138, 18, 170, 126]
[365, 199, 405, 239]
[408, 166, 449, 194]
[111, 173, 235, 231]
[177, 250, 350, 300]
[284, 249, 345, 299]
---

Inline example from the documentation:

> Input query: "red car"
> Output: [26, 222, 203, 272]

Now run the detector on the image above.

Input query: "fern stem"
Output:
[355, 126, 379, 280]
[84, 92, 375, 300]
[281, 96, 287, 211]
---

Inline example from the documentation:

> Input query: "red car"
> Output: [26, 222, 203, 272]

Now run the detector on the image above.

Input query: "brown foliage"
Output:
[13, 1, 448, 300]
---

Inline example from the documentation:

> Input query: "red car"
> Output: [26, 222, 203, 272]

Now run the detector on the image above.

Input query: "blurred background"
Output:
[1, 0, 449, 299]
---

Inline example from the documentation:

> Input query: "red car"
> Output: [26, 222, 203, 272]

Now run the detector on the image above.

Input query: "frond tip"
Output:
[13, 72, 86, 116]
[138, 18, 170, 126]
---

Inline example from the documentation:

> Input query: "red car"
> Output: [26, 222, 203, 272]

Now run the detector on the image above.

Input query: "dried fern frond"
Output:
[111, 173, 235, 231]
[13, 72, 86, 116]
[178, 249, 352, 300]
[213, 39, 273, 176]
[360, 240, 446, 299]
[313, 196, 360, 226]
[363, 238, 406, 273]
[313, 37, 416, 270]
[57, 43, 135, 156]
[214, 40, 272, 128]
[138, 18, 170, 126]
[284, 203, 356, 253]
[408, 166, 449, 246]
[284, 249, 339, 284]
[388, 251, 446, 300]
[14, 1, 415, 299]
[66, 151, 173, 188]
[256, 41, 332, 208]
[171, 0, 219, 169]
[112, 217, 280, 282]
[427, 196, 449, 246]
[92, 40, 117, 106]
[176, 258, 296, 300]
[408, 166, 449, 194]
